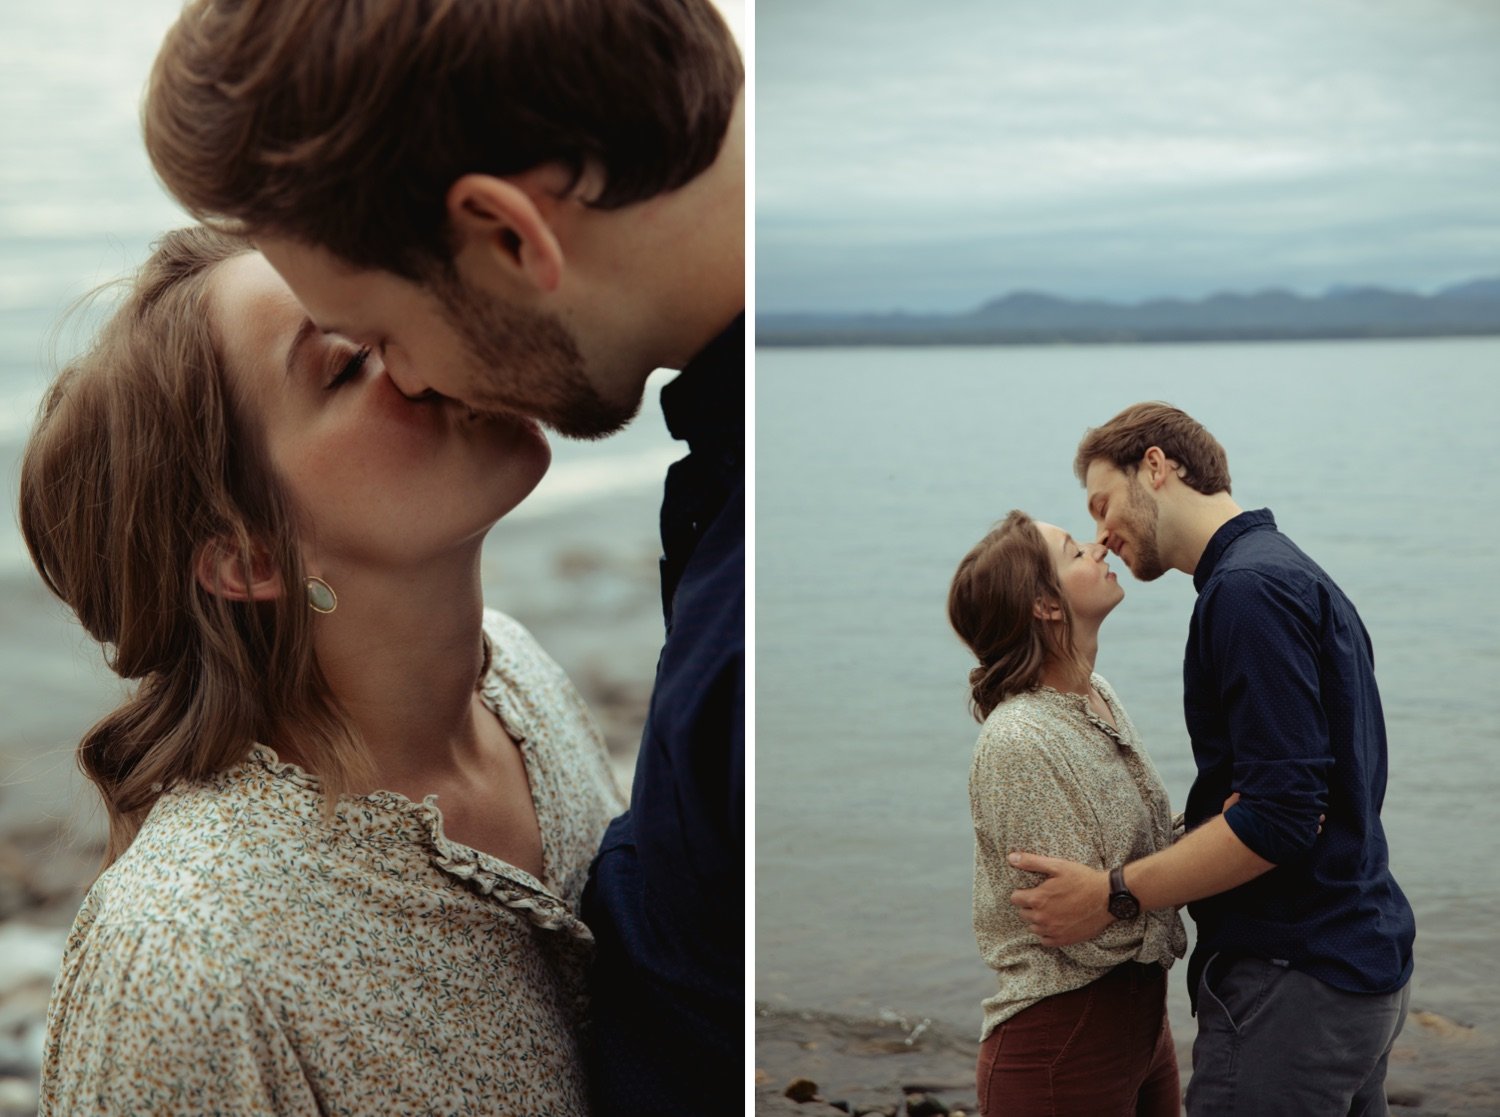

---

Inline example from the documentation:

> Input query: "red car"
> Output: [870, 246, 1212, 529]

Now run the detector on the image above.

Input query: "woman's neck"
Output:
[301, 547, 494, 790]
[1039, 621, 1101, 696]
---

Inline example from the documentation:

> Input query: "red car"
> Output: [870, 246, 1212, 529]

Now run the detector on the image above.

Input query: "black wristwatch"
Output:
[1107, 866, 1140, 920]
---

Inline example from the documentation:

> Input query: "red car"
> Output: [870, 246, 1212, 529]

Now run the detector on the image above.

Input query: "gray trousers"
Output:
[1185, 955, 1411, 1117]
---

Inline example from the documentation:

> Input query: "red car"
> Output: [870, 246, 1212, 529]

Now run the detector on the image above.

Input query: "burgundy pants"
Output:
[977, 962, 1179, 1117]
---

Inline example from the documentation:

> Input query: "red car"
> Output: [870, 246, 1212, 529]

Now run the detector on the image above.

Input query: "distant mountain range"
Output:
[757, 278, 1500, 346]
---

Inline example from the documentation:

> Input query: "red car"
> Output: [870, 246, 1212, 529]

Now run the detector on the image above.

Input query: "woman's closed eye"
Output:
[326, 345, 372, 390]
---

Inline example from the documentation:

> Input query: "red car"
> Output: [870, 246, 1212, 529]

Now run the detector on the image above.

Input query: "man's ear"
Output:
[194, 537, 281, 603]
[445, 173, 565, 294]
[1033, 597, 1064, 622]
[1140, 446, 1174, 490]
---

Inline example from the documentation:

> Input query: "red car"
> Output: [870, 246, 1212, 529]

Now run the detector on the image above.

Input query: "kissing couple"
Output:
[950, 403, 1415, 1116]
[22, 2, 744, 1115]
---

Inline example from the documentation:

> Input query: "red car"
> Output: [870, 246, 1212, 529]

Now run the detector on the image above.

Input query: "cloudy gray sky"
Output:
[756, 0, 1500, 313]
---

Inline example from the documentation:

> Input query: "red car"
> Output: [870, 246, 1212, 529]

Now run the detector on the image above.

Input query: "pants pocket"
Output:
[978, 982, 1099, 1114]
[977, 1021, 1020, 1114]
[1047, 981, 1100, 1069]
[1198, 953, 1282, 1036]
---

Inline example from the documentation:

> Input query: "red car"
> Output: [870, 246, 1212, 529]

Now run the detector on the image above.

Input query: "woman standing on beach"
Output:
[20, 226, 622, 1115]
[948, 510, 1186, 1117]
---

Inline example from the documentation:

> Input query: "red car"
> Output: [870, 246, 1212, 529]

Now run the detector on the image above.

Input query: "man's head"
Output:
[145, 0, 745, 436]
[1073, 402, 1234, 581]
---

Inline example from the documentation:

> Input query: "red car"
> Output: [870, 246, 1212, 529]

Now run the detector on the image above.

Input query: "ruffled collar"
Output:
[1033, 676, 1129, 748]
[229, 742, 593, 948]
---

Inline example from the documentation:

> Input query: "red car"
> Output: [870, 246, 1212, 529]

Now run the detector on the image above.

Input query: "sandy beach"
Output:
[0, 485, 665, 1115]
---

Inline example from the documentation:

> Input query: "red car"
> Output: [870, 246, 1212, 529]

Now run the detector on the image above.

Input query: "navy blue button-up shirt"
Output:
[1182, 509, 1414, 1006]
[580, 316, 744, 1114]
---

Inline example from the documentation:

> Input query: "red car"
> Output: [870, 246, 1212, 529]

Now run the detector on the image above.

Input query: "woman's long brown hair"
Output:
[948, 510, 1090, 722]
[20, 226, 369, 867]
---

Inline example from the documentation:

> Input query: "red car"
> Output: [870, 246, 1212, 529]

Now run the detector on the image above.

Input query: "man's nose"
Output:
[381, 350, 432, 401]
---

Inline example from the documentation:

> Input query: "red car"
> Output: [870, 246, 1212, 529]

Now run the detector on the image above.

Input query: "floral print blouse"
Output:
[40, 610, 625, 1116]
[970, 675, 1187, 1040]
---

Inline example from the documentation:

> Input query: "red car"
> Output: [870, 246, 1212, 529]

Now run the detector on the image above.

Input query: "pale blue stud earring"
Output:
[305, 576, 338, 614]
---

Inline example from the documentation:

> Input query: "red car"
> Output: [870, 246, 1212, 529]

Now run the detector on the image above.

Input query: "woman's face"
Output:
[206, 252, 550, 574]
[1036, 521, 1123, 624]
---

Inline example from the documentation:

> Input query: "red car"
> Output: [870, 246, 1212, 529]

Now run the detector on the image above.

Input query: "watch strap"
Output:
[1107, 865, 1140, 920]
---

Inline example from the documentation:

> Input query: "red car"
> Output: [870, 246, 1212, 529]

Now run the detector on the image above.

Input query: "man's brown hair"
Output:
[1073, 401, 1232, 495]
[144, 0, 744, 280]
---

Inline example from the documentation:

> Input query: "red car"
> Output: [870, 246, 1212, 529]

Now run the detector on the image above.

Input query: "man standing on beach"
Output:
[1007, 403, 1414, 1115]
[142, 3, 744, 1112]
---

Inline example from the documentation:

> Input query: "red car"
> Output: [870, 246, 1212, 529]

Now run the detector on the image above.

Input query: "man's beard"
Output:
[433, 271, 641, 440]
[1123, 473, 1167, 582]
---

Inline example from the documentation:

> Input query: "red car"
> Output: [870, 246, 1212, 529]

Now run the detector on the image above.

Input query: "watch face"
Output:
[1108, 894, 1141, 920]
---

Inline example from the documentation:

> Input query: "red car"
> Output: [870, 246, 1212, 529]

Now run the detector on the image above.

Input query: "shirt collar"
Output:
[1193, 507, 1277, 592]
[659, 312, 744, 452]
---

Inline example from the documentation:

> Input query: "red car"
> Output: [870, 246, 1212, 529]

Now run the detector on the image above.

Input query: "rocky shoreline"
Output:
[0, 826, 94, 1116]
[755, 1001, 1499, 1117]
[755, 1006, 981, 1117]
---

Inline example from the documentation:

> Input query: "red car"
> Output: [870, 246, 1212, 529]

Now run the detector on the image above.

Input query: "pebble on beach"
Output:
[785, 1078, 820, 1103]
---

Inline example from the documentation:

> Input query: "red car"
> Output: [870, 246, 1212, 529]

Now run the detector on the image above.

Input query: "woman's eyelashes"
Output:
[326, 345, 372, 390]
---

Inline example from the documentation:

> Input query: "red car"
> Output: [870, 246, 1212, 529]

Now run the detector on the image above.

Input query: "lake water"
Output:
[754, 338, 1500, 1094]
